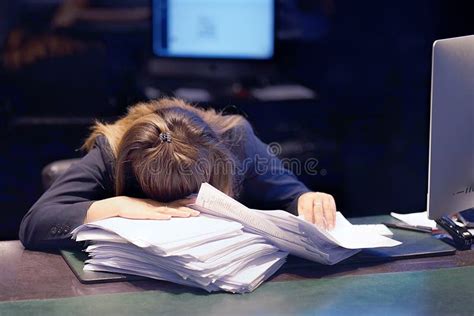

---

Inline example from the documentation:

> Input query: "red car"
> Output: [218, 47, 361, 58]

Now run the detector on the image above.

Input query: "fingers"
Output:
[312, 198, 325, 230]
[315, 193, 336, 230]
[299, 195, 314, 224]
[118, 197, 201, 221]
[322, 195, 336, 229]
[174, 196, 197, 206]
[179, 206, 200, 217]
[158, 206, 199, 217]
[145, 196, 196, 208]
[130, 206, 200, 221]
[143, 197, 198, 214]
[148, 213, 172, 220]
[298, 192, 337, 230]
[139, 209, 172, 220]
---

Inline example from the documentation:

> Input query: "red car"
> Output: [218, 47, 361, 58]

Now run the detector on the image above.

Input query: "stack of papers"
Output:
[194, 183, 402, 265]
[72, 183, 402, 293]
[72, 215, 286, 293]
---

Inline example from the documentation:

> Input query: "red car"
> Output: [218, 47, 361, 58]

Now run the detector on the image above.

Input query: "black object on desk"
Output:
[435, 216, 473, 251]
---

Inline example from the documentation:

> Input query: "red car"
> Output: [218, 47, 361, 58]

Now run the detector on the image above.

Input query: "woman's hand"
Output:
[85, 196, 199, 224]
[297, 192, 336, 230]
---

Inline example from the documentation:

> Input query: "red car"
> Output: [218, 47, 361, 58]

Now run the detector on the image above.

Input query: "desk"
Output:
[2, 240, 474, 315]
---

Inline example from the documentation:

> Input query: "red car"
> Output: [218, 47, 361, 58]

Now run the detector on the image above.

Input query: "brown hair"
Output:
[84, 98, 248, 202]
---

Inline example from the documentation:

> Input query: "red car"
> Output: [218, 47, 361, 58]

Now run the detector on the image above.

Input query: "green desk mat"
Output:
[2, 265, 474, 316]
[348, 215, 455, 261]
[61, 249, 146, 283]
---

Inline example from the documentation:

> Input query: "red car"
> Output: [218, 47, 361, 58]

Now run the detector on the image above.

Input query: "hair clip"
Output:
[159, 132, 172, 143]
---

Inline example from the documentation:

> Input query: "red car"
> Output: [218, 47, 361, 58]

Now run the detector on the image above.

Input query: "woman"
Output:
[19, 98, 337, 250]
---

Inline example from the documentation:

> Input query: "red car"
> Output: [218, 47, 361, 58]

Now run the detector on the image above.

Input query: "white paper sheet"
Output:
[73, 214, 244, 254]
[390, 211, 437, 229]
[325, 213, 401, 249]
[351, 224, 394, 236]
[196, 183, 401, 254]
[75, 228, 126, 243]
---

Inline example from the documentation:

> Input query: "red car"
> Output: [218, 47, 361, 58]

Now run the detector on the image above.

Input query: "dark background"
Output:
[1, 0, 473, 240]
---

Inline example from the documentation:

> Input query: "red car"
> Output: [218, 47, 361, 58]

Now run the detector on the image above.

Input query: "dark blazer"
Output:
[19, 127, 310, 250]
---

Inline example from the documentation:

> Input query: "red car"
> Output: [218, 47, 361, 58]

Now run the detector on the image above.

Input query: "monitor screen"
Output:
[427, 35, 474, 220]
[152, 0, 274, 60]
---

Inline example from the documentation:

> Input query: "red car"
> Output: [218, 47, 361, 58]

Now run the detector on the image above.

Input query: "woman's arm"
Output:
[20, 143, 198, 250]
[19, 144, 112, 250]
[238, 123, 336, 229]
[84, 196, 198, 224]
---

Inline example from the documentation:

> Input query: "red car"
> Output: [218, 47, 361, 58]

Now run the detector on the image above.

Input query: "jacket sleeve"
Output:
[19, 142, 114, 250]
[237, 123, 311, 215]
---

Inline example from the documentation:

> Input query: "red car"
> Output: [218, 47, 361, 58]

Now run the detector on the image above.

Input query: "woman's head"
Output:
[85, 98, 247, 202]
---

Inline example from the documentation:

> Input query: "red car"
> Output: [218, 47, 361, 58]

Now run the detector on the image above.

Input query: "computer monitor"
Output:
[427, 35, 474, 221]
[152, 0, 275, 60]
